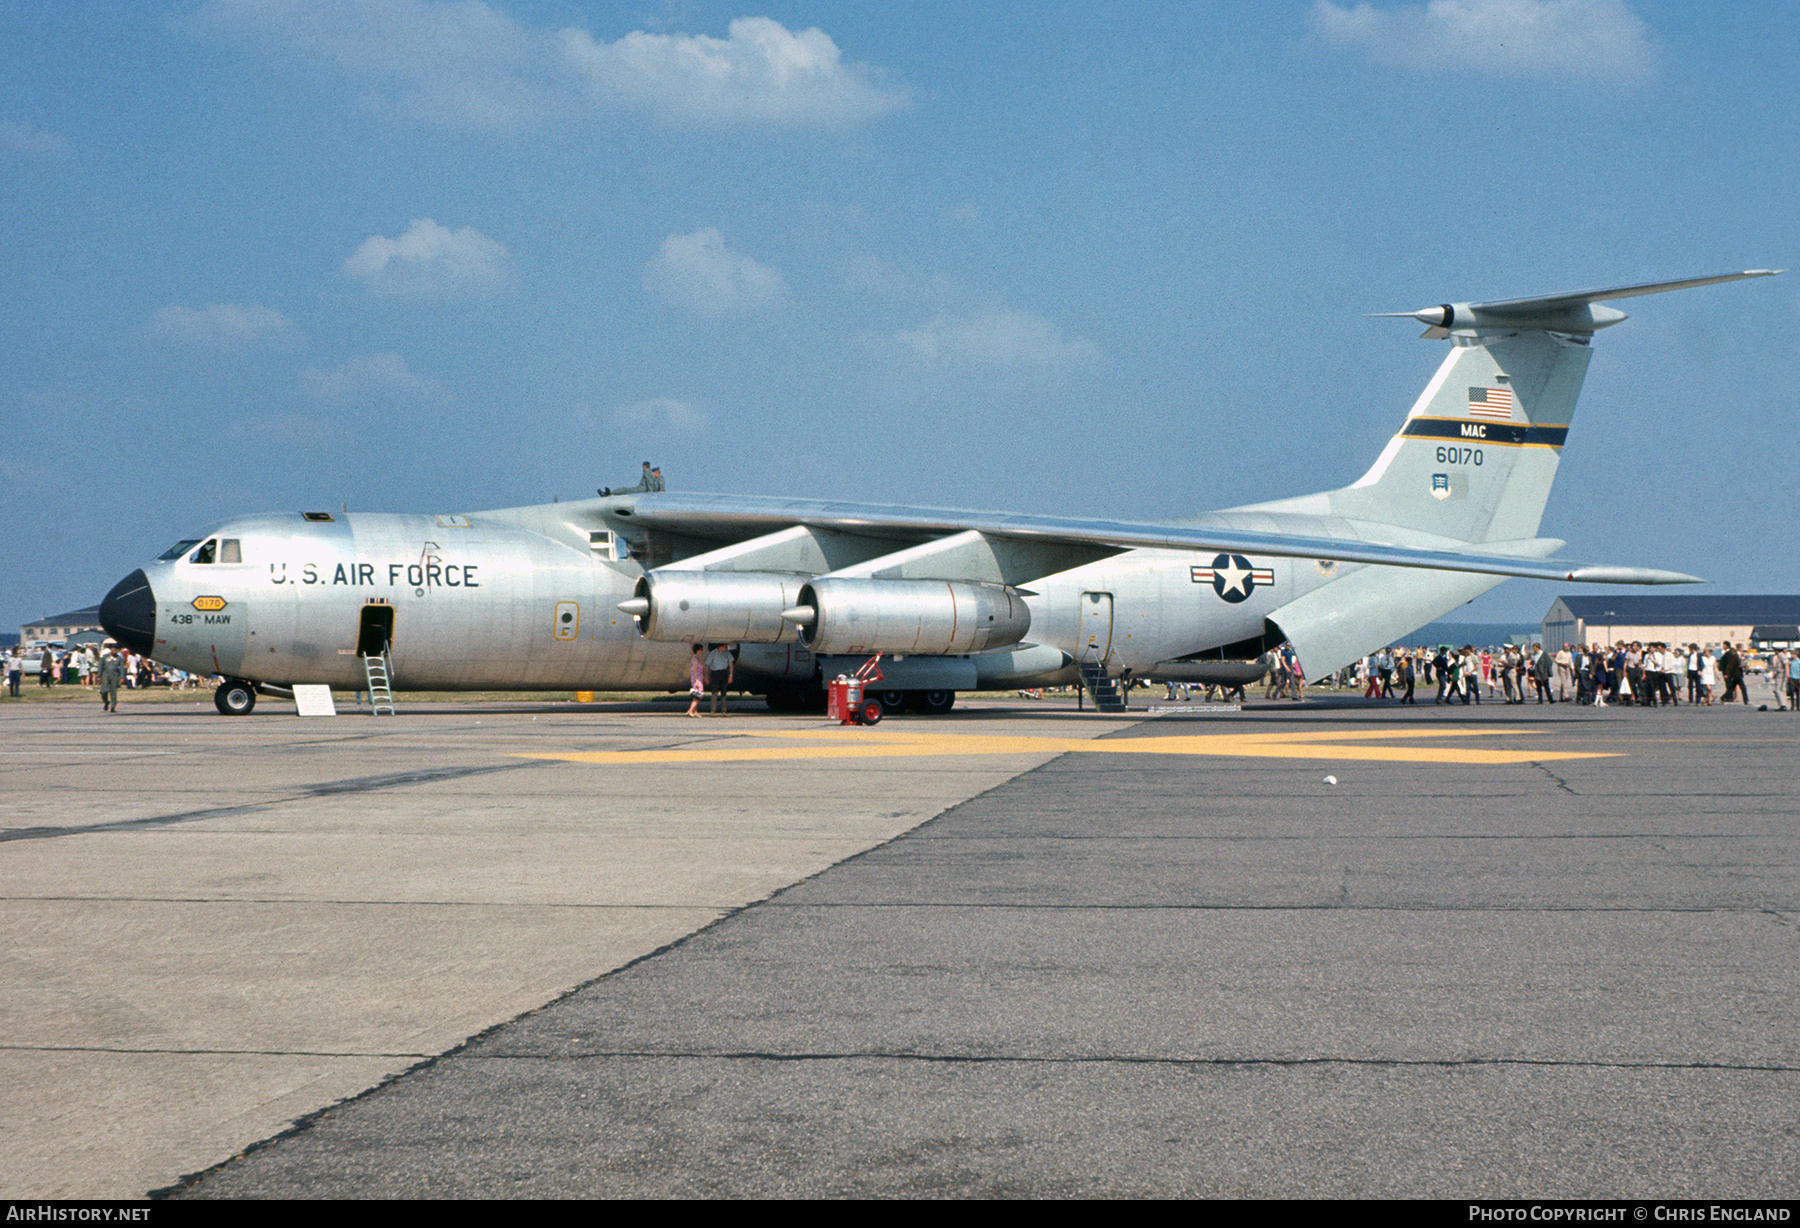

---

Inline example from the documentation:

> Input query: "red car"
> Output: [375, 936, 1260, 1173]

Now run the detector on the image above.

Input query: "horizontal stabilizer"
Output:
[1371, 269, 1781, 334]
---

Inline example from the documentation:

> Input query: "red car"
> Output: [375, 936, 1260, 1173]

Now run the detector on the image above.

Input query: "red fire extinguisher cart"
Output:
[826, 654, 886, 725]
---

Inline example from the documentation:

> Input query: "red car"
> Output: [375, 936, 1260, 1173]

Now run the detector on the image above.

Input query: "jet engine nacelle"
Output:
[785, 577, 1031, 656]
[622, 570, 805, 643]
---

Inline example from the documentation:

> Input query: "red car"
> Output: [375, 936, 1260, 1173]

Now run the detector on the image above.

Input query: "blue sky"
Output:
[4, 0, 1794, 634]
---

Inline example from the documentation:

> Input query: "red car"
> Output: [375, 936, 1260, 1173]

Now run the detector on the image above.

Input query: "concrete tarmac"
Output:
[1, 695, 1109, 1198]
[4, 693, 1795, 1197]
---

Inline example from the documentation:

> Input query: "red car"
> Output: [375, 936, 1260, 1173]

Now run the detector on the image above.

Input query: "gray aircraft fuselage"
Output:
[98, 502, 1323, 696]
[96, 272, 1779, 711]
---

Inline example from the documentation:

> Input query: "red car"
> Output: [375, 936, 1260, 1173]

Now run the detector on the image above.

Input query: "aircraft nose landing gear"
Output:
[215, 679, 257, 715]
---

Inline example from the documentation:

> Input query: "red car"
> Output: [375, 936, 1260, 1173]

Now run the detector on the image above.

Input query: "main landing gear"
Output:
[214, 679, 257, 715]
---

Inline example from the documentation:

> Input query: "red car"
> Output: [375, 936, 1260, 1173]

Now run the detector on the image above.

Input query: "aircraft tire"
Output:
[873, 688, 907, 714]
[906, 689, 955, 715]
[215, 680, 257, 715]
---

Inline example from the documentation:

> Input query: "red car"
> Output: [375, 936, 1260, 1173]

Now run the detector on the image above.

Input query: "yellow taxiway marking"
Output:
[517, 727, 1618, 767]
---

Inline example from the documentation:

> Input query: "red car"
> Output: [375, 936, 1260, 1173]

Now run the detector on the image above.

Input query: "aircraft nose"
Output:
[100, 569, 156, 656]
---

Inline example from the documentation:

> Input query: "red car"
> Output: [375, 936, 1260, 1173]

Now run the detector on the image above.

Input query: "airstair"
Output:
[1078, 653, 1128, 713]
[362, 651, 396, 716]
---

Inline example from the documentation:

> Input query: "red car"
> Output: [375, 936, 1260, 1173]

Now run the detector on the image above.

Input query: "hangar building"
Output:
[1540, 595, 1800, 650]
[19, 605, 103, 647]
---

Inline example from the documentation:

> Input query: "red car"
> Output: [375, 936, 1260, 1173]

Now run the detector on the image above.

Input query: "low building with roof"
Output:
[1541, 595, 1800, 650]
[1749, 625, 1799, 650]
[19, 605, 104, 646]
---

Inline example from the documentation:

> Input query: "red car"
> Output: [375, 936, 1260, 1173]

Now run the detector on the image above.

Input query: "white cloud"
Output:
[342, 218, 516, 300]
[1, 120, 66, 156]
[642, 229, 786, 316]
[301, 353, 448, 404]
[1310, 0, 1656, 83]
[943, 201, 983, 226]
[897, 311, 1101, 367]
[148, 302, 302, 348]
[560, 17, 907, 127]
[611, 397, 710, 436]
[196, 2, 905, 130]
[194, 0, 566, 130]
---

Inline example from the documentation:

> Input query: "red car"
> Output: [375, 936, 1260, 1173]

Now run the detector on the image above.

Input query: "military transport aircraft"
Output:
[99, 270, 1778, 715]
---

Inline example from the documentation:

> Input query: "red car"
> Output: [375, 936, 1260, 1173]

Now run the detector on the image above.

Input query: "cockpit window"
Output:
[158, 539, 202, 562]
[219, 538, 242, 564]
[189, 539, 217, 565]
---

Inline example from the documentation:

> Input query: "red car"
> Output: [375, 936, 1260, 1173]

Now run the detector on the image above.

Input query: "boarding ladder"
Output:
[1078, 651, 1128, 713]
[362, 651, 396, 716]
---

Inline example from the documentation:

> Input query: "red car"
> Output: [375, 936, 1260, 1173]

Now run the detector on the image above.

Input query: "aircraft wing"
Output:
[604, 492, 1699, 585]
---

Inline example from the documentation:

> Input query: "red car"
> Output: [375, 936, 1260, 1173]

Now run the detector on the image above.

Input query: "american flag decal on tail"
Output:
[1468, 386, 1515, 421]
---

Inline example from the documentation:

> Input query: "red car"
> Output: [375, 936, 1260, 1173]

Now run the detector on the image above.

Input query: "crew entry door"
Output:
[1080, 591, 1114, 665]
[358, 604, 395, 658]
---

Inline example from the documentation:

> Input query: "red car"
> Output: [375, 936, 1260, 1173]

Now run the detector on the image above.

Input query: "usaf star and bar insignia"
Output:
[1190, 554, 1273, 603]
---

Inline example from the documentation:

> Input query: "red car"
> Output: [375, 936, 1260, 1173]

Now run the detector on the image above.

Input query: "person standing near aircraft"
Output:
[685, 644, 705, 717]
[1261, 648, 1283, 700]
[1462, 647, 1482, 704]
[1719, 643, 1747, 704]
[1530, 644, 1554, 703]
[705, 643, 734, 715]
[97, 649, 123, 713]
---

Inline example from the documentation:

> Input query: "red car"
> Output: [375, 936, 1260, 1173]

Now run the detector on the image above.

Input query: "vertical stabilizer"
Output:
[1324, 328, 1590, 542]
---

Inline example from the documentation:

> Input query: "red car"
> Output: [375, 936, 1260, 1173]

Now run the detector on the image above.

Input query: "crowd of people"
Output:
[1350, 641, 1798, 709]
[4, 643, 210, 705]
[1153, 639, 1799, 710]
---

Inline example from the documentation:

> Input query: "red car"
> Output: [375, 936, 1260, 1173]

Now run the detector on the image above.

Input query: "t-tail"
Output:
[1235, 270, 1779, 675]
[1245, 270, 1780, 544]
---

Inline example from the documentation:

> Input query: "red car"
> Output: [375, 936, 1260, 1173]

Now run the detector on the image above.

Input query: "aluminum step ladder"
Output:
[362, 651, 395, 716]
